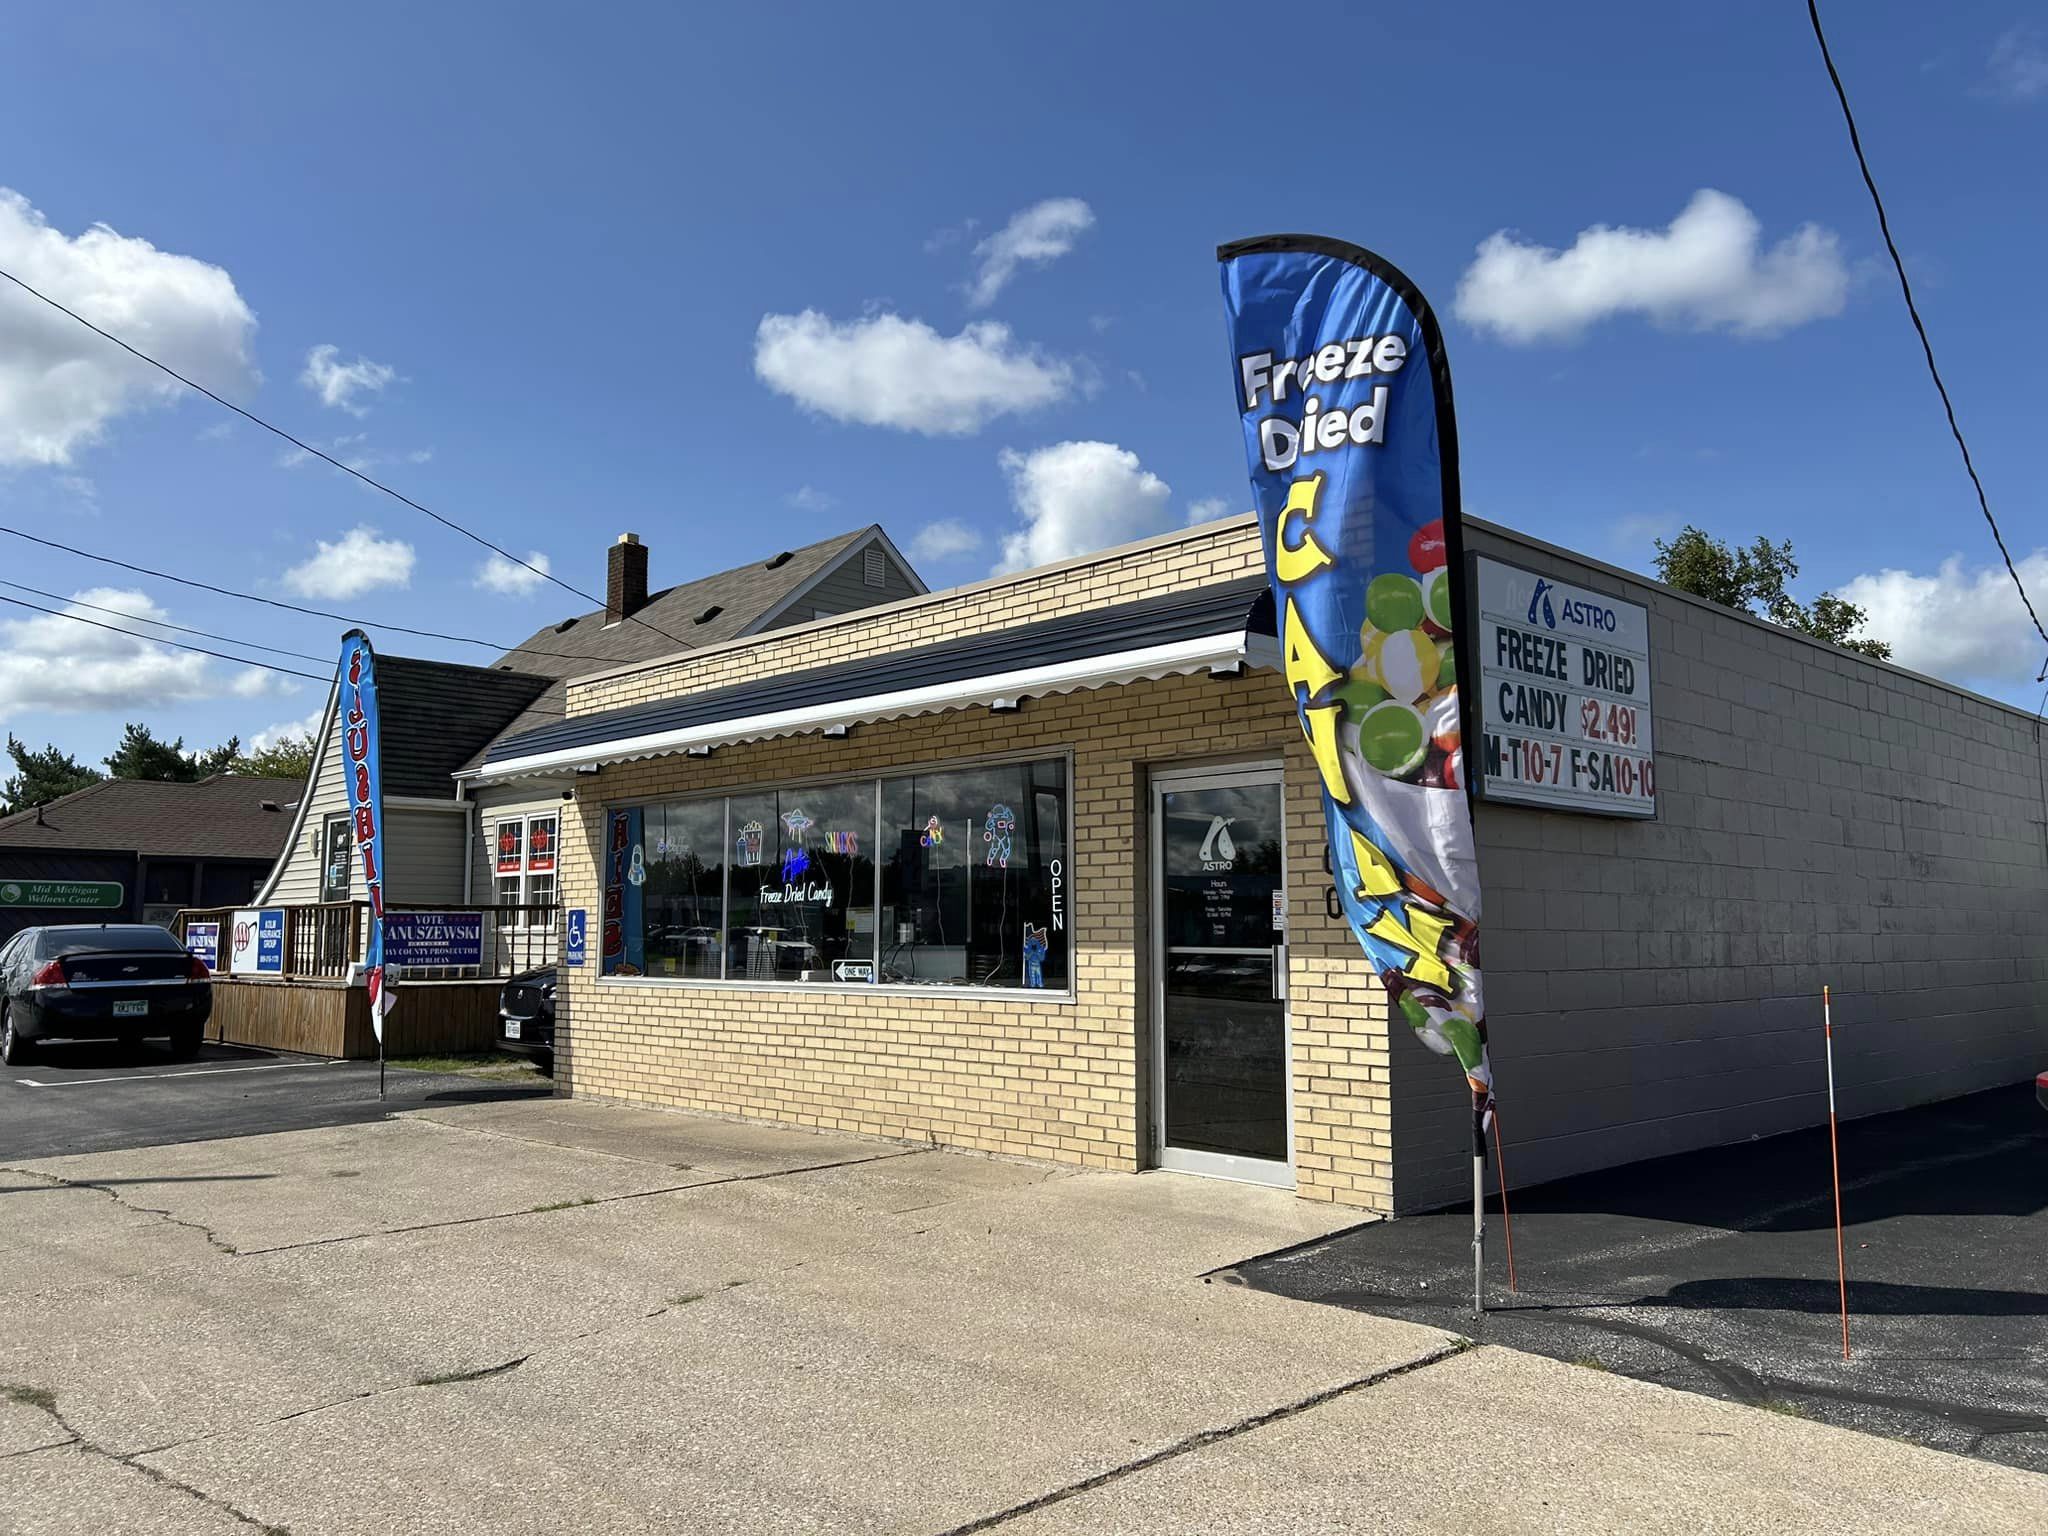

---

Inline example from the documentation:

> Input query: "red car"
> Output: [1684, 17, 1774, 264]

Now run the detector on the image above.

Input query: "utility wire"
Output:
[0, 591, 571, 719]
[0, 524, 628, 665]
[1806, 0, 2048, 680]
[0, 577, 331, 665]
[0, 263, 699, 652]
[0, 591, 332, 684]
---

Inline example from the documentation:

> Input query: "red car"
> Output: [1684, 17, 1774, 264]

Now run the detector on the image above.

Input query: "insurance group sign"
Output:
[1472, 556, 1656, 818]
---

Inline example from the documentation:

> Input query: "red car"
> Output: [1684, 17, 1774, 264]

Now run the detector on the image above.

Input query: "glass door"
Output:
[1151, 765, 1292, 1187]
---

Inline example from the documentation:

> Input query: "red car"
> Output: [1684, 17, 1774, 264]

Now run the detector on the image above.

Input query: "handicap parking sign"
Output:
[564, 908, 587, 967]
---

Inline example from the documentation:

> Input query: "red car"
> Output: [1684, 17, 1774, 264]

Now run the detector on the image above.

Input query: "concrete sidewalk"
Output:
[2, 1099, 2040, 1534]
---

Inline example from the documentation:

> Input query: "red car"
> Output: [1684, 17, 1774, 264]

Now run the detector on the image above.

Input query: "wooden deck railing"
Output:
[174, 902, 562, 982]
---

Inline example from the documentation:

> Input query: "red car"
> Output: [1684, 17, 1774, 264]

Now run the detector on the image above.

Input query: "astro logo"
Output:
[1526, 578, 1557, 630]
[1198, 815, 1238, 871]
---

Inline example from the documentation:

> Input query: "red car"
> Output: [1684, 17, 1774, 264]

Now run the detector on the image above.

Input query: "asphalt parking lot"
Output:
[0, 1038, 551, 1161]
[1231, 1082, 2048, 1472]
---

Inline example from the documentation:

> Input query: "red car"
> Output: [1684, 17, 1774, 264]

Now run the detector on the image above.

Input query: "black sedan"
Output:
[496, 966, 554, 1073]
[0, 924, 212, 1065]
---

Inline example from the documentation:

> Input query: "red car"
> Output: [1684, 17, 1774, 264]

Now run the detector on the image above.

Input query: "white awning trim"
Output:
[465, 629, 1277, 786]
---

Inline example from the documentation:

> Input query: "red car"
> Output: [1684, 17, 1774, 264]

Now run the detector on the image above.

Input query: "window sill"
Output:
[587, 974, 1077, 1005]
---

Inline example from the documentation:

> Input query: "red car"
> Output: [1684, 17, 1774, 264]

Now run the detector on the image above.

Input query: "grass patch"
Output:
[1570, 1355, 1610, 1372]
[386, 1052, 541, 1080]
[1759, 1398, 1811, 1419]
[529, 1197, 598, 1213]
[2, 1383, 57, 1415]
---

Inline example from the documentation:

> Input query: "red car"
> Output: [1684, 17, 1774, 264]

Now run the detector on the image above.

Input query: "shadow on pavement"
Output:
[1234, 1082, 2048, 1472]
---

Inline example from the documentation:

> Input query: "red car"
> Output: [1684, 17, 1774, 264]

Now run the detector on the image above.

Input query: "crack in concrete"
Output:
[2, 1385, 291, 1533]
[1, 1146, 924, 1267]
[234, 1146, 926, 1257]
[1, 1166, 239, 1254]
[929, 1338, 1473, 1535]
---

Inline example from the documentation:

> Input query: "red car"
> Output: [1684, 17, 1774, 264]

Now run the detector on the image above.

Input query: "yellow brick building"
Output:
[472, 515, 1399, 1210]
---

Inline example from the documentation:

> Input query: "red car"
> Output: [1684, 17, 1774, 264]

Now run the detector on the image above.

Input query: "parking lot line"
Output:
[14, 1060, 347, 1089]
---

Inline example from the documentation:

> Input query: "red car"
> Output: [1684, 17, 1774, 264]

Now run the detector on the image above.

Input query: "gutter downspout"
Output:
[458, 777, 473, 904]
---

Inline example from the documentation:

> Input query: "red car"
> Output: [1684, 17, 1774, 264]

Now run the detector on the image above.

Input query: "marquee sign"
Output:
[1472, 556, 1656, 818]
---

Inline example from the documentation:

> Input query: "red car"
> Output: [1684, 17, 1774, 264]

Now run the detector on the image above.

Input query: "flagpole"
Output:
[1471, 1114, 1488, 1320]
[1824, 984, 1849, 1359]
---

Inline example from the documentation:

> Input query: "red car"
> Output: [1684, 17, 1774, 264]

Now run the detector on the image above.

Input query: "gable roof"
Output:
[0, 775, 305, 860]
[461, 525, 917, 771]
[371, 655, 554, 798]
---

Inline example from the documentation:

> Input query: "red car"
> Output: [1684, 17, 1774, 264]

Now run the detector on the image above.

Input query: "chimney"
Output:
[606, 532, 648, 626]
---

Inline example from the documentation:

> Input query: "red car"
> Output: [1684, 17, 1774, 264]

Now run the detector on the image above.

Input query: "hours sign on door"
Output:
[1473, 556, 1655, 818]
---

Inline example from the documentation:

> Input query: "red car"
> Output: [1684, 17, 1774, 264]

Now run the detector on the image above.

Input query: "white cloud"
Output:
[1838, 551, 2048, 686]
[249, 704, 331, 753]
[0, 187, 257, 468]
[1609, 511, 1680, 553]
[994, 441, 1172, 576]
[786, 484, 836, 512]
[282, 526, 415, 599]
[1454, 190, 1849, 344]
[407, 448, 433, 463]
[474, 550, 552, 596]
[909, 519, 981, 563]
[0, 588, 227, 720]
[968, 197, 1095, 308]
[1984, 26, 2048, 102]
[923, 217, 979, 253]
[1184, 497, 1234, 527]
[755, 311, 1074, 435]
[301, 344, 396, 415]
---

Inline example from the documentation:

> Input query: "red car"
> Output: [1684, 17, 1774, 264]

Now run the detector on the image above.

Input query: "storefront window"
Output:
[727, 782, 876, 984]
[880, 758, 1067, 990]
[603, 756, 1067, 992]
[644, 799, 724, 979]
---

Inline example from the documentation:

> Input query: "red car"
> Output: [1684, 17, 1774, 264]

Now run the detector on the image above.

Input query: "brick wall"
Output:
[1390, 523, 2048, 1209]
[555, 667, 1395, 1211]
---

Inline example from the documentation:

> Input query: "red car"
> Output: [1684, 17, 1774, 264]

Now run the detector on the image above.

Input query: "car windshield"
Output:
[35, 926, 184, 957]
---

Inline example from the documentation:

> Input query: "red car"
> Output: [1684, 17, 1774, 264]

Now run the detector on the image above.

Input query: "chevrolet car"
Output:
[0, 924, 212, 1065]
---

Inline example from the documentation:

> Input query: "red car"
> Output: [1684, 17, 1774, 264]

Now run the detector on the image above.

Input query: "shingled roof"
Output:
[460, 525, 904, 771]
[0, 775, 305, 860]
[370, 655, 554, 798]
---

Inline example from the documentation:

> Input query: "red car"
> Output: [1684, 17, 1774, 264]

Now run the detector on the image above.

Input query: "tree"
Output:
[1652, 526, 1891, 660]
[102, 723, 204, 782]
[1, 735, 104, 815]
[98, 724, 252, 782]
[238, 731, 318, 781]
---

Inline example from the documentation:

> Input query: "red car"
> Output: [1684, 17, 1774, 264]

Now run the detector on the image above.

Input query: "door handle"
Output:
[1272, 943, 1287, 1002]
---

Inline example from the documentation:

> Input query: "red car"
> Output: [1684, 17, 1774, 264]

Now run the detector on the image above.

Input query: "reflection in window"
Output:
[881, 759, 1066, 991]
[644, 800, 724, 978]
[726, 784, 875, 984]
[602, 757, 1067, 993]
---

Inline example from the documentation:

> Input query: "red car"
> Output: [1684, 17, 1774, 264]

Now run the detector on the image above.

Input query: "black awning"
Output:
[475, 577, 1274, 780]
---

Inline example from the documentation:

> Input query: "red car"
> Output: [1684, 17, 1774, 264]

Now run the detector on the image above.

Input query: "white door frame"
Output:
[1148, 760, 1294, 1189]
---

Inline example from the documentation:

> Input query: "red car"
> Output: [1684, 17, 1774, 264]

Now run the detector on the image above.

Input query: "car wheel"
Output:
[167, 1024, 203, 1061]
[537, 1050, 554, 1077]
[0, 1005, 27, 1066]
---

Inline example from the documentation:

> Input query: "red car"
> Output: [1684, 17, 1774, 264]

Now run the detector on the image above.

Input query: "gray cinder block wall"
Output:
[1391, 520, 2048, 1211]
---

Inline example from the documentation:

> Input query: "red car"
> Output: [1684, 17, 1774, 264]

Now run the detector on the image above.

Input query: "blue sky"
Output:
[2, 0, 2044, 766]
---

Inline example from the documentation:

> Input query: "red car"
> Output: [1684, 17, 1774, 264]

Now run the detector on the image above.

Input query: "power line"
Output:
[0, 524, 626, 665]
[0, 263, 699, 653]
[1806, 0, 2048, 680]
[0, 591, 332, 684]
[0, 589, 573, 720]
[0, 578, 330, 665]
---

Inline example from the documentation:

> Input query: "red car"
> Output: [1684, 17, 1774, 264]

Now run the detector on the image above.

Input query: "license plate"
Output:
[503, 1019, 521, 1040]
[113, 1000, 148, 1018]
